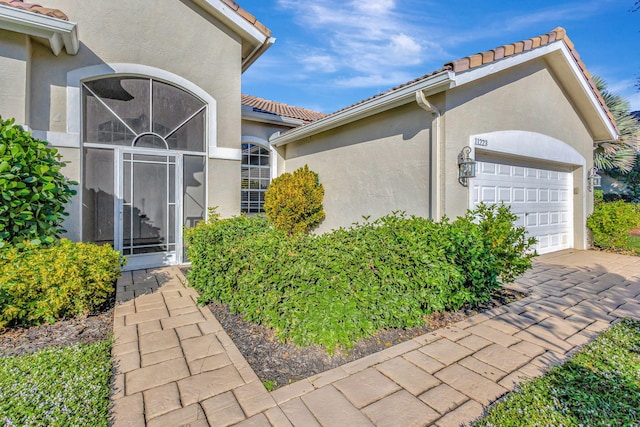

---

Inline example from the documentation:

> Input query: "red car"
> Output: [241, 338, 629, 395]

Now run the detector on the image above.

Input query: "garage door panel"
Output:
[472, 160, 572, 254]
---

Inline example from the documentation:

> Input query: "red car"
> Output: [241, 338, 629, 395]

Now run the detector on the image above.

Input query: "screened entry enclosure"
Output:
[82, 76, 207, 269]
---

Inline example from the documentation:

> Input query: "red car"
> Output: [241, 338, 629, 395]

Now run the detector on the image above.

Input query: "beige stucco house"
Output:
[0, 0, 618, 267]
[269, 28, 619, 255]
[0, 0, 278, 269]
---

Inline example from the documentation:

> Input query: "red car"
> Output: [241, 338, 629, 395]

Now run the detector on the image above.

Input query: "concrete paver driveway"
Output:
[110, 250, 640, 426]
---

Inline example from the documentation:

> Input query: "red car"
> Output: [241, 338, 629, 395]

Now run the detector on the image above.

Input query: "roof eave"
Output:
[271, 70, 455, 146]
[190, 0, 274, 71]
[0, 5, 78, 55]
[452, 40, 618, 142]
[242, 106, 305, 127]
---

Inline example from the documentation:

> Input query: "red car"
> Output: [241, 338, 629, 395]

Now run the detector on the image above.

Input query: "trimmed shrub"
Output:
[0, 117, 77, 249]
[185, 205, 535, 351]
[587, 200, 640, 249]
[0, 240, 124, 328]
[264, 165, 325, 235]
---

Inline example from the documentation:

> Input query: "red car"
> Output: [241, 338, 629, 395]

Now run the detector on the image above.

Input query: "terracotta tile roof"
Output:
[0, 0, 68, 20]
[279, 27, 616, 136]
[222, 0, 271, 37]
[446, 27, 616, 133]
[242, 94, 328, 122]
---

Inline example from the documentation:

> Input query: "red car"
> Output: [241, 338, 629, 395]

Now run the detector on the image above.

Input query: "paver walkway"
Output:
[110, 250, 640, 426]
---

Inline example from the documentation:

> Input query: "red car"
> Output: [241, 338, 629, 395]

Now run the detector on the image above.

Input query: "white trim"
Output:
[270, 70, 454, 146]
[453, 41, 617, 141]
[469, 130, 586, 167]
[190, 0, 268, 45]
[0, 5, 78, 55]
[30, 130, 79, 147]
[64, 63, 243, 159]
[210, 147, 241, 161]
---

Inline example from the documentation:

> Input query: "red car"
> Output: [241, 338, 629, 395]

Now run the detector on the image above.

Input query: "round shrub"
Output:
[587, 200, 640, 249]
[264, 165, 325, 235]
[0, 117, 76, 249]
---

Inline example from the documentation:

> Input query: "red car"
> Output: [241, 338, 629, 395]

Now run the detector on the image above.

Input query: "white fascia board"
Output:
[0, 5, 78, 55]
[242, 107, 304, 127]
[453, 41, 617, 141]
[190, 0, 268, 45]
[271, 70, 454, 146]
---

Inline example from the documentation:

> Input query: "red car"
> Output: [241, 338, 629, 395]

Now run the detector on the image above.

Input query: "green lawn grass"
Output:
[625, 235, 640, 255]
[474, 318, 640, 426]
[0, 340, 113, 427]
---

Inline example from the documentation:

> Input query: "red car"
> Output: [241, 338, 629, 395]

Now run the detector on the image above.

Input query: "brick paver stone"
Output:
[160, 311, 206, 329]
[279, 398, 322, 427]
[146, 404, 208, 427]
[126, 308, 169, 325]
[302, 386, 374, 426]
[535, 316, 582, 339]
[456, 334, 492, 351]
[138, 329, 180, 355]
[465, 324, 521, 347]
[419, 338, 473, 365]
[515, 325, 574, 353]
[111, 393, 145, 427]
[233, 413, 271, 427]
[141, 346, 183, 367]
[419, 383, 468, 414]
[508, 340, 546, 358]
[126, 357, 190, 395]
[435, 364, 508, 405]
[434, 399, 485, 427]
[333, 368, 401, 408]
[181, 334, 225, 362]
[458, 356, 507, 381]
[362, 390, 440, 427]
[402, 350, 445, 374]
[473, 343, 531, 373]
[200, 391, 246, 427]
[264, 407, 294, 427]
[143, 382, 182, 420]
[177, 365, 246, 406]
[233, 381, 277, 417]
[188, 353, 232, 375]
[376, 357, 441, 395]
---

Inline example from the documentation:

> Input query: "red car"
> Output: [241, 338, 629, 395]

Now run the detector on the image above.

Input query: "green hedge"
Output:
[185, 205, 535, 351]
[0, 239, 124, 328]
[587, 200, 640, 249]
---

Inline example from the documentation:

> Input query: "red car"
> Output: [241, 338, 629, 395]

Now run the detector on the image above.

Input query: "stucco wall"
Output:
[442, 59, 594, 249]
[285, 103, 432, 233]
[0, 30, 29, 124]
[19, 0, 247, 238]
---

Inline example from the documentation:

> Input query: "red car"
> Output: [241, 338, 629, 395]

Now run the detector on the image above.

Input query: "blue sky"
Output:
[240, 0, 639, 114]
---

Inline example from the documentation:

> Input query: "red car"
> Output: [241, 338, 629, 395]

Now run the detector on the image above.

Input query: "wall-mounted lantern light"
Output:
[458, 146, 476, 187]
[588, 167, 601, 192]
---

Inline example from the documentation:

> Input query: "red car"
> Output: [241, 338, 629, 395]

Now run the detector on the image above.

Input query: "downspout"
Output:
[415, 90, 442, 220]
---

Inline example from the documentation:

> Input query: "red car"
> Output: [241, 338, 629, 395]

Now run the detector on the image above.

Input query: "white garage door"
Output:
[471, 160, 573, 254]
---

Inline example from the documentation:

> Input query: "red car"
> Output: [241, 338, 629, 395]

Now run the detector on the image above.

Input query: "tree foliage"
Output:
[593, 76, 639, 172]
[0, 118, 77, 249]
[264, 165, 325, 235]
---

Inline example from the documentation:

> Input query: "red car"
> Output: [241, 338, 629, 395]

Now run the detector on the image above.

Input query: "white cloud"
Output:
[274, 0, 443, 89]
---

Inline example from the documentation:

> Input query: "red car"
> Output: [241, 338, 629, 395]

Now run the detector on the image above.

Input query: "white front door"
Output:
[116, 149, 181, 270]
[472, 160, 573, 254]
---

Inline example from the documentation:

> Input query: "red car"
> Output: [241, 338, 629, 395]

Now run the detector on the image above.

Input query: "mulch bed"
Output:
[0, 309, 114, 358]
[208, 287, 525, 389]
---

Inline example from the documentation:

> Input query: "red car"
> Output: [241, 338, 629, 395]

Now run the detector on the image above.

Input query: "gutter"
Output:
[0, 5, 78, 55]
[242, 36, 276, 73]
[416, 90, 443, 220]
[270, 70, 455, 146]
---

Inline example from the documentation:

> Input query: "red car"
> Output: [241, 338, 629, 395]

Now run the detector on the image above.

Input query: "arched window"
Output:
[241, 143, 271, 214]
[83, 76, 206, 151]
